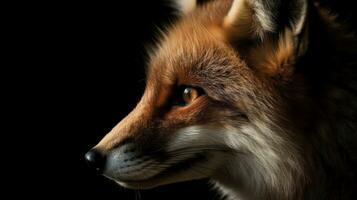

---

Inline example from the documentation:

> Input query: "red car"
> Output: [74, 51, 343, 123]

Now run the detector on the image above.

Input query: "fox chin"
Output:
[85, 0, 357, 199]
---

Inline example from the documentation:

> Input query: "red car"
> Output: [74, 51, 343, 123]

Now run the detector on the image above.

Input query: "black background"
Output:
[5, 0, 355, 199]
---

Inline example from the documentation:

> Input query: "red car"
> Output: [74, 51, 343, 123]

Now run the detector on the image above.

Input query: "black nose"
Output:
[85, 149, 106, 173]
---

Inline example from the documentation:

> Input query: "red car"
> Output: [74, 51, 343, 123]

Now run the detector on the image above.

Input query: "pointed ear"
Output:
[171, 0, 197, 15]
[223, 0, 308, 80]
[223, 0, 307, 39]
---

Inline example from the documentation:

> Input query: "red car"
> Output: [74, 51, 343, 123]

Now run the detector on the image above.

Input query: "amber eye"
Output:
[171, 86, 203, 107]
[182, 87, 199, 104]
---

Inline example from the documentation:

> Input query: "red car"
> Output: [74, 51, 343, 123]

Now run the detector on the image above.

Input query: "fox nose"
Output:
[85, 149, 106, 173]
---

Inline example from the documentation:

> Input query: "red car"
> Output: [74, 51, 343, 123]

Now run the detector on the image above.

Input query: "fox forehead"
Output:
[146, 4, 255, 102]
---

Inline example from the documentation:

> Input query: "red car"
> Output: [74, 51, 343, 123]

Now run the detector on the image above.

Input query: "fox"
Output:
[85, 0, 357, 199]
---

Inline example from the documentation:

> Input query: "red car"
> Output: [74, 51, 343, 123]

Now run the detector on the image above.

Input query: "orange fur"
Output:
[88, 1, 357, 199]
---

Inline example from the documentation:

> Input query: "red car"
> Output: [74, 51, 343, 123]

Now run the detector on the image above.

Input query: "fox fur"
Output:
[89, 0, 357, 199]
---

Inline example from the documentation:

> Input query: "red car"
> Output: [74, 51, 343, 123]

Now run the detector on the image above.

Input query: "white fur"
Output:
[166, 117, 303, 200]
[251, 1, 275, 32]
[224, 0, 275, 39]
[292, 0, 307, 35]
[173, 0, 197, 15]
[224, 0, 248, 27]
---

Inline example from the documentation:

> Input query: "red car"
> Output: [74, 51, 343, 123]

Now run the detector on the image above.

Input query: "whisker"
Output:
[134, 190, 142, 200]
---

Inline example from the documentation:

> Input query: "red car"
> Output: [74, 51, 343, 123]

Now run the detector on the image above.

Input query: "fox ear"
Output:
[224, 0, 307, 39]
[171, 0, 197, 15]
[223, 0, 308, 79]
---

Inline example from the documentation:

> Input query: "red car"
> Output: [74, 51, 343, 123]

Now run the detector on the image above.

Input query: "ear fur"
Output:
[224, 0, 308, 39]
[224, 0, 275, 39]
[223, 0, 308, 79]
[171, 0, 197, 15]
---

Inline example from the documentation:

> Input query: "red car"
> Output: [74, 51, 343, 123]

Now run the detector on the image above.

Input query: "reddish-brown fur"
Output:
[91, 0, 357, 199]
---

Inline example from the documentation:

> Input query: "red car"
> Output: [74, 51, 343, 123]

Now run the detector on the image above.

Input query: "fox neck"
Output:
[206, 117, 306, 200]
[212, 157, 273, 200]
[211, 153, 300, 200]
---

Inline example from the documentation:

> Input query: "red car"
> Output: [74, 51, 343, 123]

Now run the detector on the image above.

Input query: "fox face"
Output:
[92, 28, 259, 189]
[86, 0, 315, 198]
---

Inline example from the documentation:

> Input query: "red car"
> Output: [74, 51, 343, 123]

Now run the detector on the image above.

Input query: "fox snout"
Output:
[85, 140, 162, 183]
[84, 95, 168, 185]
[84, 80, 237, 189]
[84, 81, 220, 189]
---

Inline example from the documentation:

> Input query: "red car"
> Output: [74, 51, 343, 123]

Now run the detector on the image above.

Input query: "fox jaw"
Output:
[87, 0, 310, 199]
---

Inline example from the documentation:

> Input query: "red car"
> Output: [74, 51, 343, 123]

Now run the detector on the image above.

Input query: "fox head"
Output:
[86, 0, 310, 198]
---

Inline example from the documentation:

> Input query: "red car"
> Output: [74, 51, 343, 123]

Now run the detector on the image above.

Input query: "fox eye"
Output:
[172, 86, 204, 107]
[182, 87, 199, 104]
